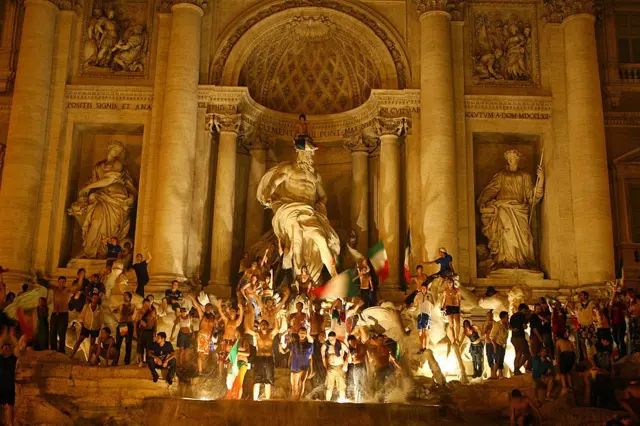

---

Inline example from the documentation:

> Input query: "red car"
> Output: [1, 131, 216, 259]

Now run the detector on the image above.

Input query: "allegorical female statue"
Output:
[68, 140, 137, 258]
[477, 149, 543, 270]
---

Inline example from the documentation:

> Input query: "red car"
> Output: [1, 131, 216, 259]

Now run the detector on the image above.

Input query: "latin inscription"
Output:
[67, 101, 152, 111]
[465, 111, 550, 120]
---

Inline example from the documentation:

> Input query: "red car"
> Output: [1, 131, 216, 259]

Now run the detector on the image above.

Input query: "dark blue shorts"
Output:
[177, 331, 191, 349]
[417, 313, 431, 331]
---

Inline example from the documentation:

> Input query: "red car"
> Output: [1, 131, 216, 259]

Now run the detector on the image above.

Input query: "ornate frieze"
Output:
[542, 0, 600, 24]
[343, 134, 377, 153]
[470, 4, 540, 87]
[64, 86, 153, 111]
[79, 1, 153, 78]
[209, 0, 410, 89]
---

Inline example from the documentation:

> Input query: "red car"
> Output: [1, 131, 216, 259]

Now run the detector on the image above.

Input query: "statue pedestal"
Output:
[66, 258, 107, 273]
[473, 268, 560, 300]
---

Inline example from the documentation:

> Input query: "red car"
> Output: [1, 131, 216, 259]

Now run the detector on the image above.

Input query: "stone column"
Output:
[615, 170, 630, 244]
[243, 134, 273, 251]
[209, 113, 245, 296]
[414, 0, 458, 269]
[375, 117, 408, 289]
[150, 0, 203, 282]
[0, 0, 59, 280]
[544, 2, 615, 283]
[344, 134, 376, 254]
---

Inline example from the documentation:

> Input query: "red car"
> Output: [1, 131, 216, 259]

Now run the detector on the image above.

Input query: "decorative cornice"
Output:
[605, 112, 640, 127]
[343, 134, 377, 153]
[65, 86, 154, 103]
[242, 133, 275, 151]
[374, 116, 409, 137]
[542, 0, 601, 24]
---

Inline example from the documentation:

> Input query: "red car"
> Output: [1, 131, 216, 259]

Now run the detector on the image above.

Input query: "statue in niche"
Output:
[473, 12, 533, 82]
[257, 142, 340, 283]
[68, 140, 137, 259]
[477, 149, 543, 271]
[82, 6, 149, 73]
[111, 25, 148, 72]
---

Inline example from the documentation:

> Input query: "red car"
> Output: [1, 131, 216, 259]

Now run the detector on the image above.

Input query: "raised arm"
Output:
[189, 294, 204, 320]
[216, 299, 228, 323]
[275, 288, 290, 311]
[145, 249, 152, 264]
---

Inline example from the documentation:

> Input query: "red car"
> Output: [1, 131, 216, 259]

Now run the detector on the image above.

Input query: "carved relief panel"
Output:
[80, 0, 153, 78]
[469, 3, 540, 87]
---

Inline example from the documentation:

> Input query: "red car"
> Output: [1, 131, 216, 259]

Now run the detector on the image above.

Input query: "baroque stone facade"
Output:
[0, 0, 637, 295]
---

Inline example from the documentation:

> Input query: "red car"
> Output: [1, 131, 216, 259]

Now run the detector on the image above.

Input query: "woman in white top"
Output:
[171, 306, 193, 366]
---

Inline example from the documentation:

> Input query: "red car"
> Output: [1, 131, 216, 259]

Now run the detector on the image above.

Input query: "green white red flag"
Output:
[310, 269, 357, 299]
[368, 240, 389, 283]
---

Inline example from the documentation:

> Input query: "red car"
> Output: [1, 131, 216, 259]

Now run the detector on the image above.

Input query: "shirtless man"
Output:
[367, 334, 400, 393]
[256, 288, 289, 331]
[246, 319, 280, 400]
[354, 259, 373, 308]
[113, 291, 136, 365]
[189, 294, 217, 374]
[217, 300, 244, 374]
[347, 334, 368, 402]
[309, 301, 326, 339]
[441, 277, 462, 344]
[510, 389, 541, 426]
[322, 331, 349, 401]
[554, 334, 576, 394]
[49, 276, 71, 353]
[405, 265, 428, 307]
[135, 298, 156, 366]
[289, 302, 309, 332]
[617, 381, 640, 420]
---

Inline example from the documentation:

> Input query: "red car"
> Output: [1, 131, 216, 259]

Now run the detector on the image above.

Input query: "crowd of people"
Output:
[2, 236, 640, 426]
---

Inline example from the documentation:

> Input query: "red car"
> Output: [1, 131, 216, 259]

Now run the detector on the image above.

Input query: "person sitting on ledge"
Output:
[103, 236, 122, 261]
[165, 280, 183, 312]
[423, 247, 455, 286]
[147, 332, 177, 384]
[88, 327, 117, 366]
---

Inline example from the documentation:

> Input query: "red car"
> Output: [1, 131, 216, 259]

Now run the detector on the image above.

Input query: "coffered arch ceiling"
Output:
[211, 3, 410, 116]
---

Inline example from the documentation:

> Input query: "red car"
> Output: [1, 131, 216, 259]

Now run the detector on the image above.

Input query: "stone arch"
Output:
[209, 0, 411, 94]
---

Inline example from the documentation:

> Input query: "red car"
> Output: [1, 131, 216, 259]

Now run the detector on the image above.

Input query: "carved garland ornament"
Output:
[210, 0, 409, 89]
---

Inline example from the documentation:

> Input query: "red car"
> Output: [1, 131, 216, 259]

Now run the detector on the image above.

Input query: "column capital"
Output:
[343, 134, 377, 154]
[242, 133, 275, 151]
[159, 0, 206, 13]
[413, 0, 463, 20]
[373, 116, 410, 138]
[542, 0, 601, 24]
[206, 113, 250, 135]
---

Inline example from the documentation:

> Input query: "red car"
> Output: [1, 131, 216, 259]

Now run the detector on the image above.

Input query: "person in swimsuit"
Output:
[441, 277, 462, 344]
[170, 306, 193, 366]
[554, 333, 576, 395]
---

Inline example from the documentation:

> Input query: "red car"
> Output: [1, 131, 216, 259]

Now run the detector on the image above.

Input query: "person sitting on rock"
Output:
[147, 332, 177, 385]
[88, 327, 117, 366]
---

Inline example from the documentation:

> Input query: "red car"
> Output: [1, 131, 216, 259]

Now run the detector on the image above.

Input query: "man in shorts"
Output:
[322, 331, 349, 401]
[246, 319, 279, 400]
[441, 277, 461, 344]
[413, 282, 433, 354]
[70, 291, 103, 359]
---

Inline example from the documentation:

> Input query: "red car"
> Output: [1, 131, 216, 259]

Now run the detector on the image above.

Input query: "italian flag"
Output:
[310, 269, 357, 299]
[403, 229, 411, 291]
[225, 339, 240, 391]
[368, 241, 389, 283]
